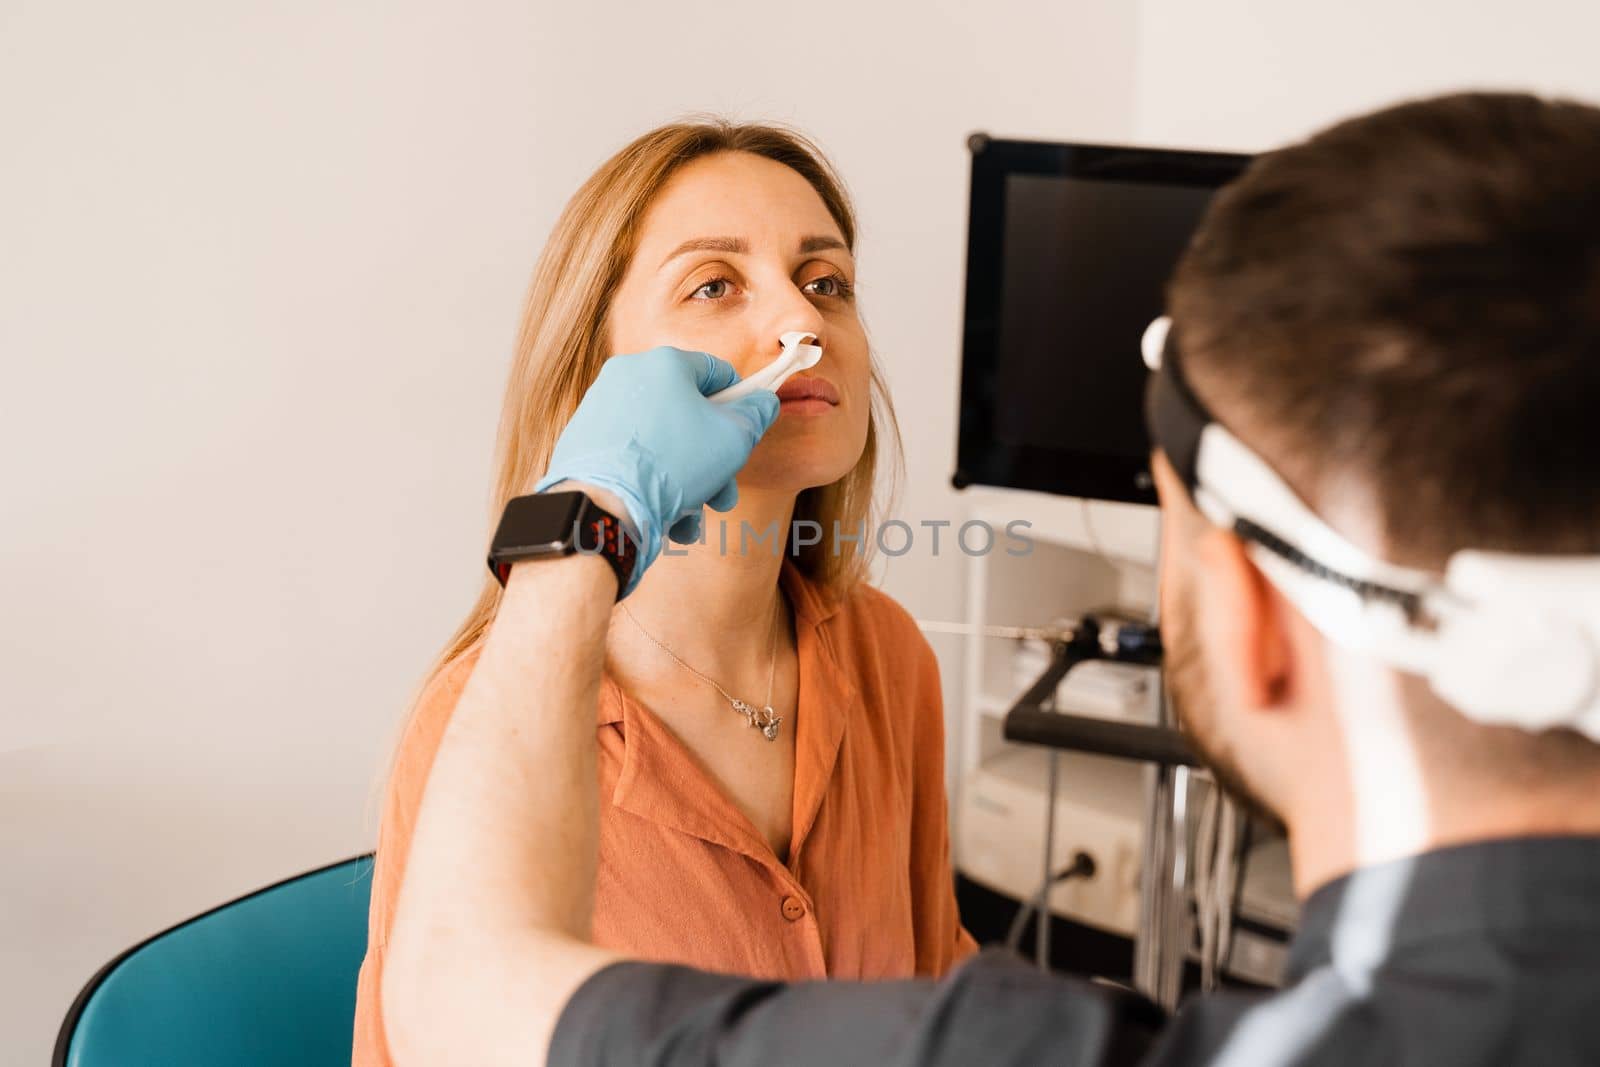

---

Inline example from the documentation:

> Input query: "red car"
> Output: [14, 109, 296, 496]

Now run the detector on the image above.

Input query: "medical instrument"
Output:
[996, 618, 1193, 767]
[1013, 643, 1152, 720]
[917, 619, 1084, 642]
[922, 613, 1191, 761]
[619, 599, 785, 741]
[1143, 315, 1600, 743]
[708, 331, 823, 405]
[918, 614, 1164, 661]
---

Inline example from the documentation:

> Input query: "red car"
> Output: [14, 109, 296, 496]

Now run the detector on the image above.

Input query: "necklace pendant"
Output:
[729, 698, 780, 740]
[757, 705, 781, 742]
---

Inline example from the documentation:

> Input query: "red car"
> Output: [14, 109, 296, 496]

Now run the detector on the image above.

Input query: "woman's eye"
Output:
[690, 277, 732, 301]
[804, 274, 853, 299]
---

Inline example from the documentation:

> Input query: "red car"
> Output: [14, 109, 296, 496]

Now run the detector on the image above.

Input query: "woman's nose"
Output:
[758, 287, 827, 357]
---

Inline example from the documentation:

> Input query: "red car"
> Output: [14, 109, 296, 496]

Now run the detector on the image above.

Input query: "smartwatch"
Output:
[486, 490, 639, 598]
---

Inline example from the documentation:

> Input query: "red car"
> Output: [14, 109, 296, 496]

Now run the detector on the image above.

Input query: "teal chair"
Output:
[54, 855, 374, 1067]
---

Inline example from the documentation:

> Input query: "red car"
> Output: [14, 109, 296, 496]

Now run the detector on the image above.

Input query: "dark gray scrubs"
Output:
[549, 835, 1600, 1066]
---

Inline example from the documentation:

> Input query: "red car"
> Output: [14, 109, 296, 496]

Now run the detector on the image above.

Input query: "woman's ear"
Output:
[1193, 528, 1292, 709]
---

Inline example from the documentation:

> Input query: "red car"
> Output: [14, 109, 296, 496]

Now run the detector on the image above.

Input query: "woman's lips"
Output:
[775, 375, 840, 414]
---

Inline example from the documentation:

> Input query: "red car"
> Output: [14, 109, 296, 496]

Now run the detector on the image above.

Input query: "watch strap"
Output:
[572, 500, 639, 599]
[488, 493, 639, 599]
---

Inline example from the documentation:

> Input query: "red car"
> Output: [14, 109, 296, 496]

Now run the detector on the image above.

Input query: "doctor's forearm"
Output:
[381, 339, 779, 1064]
[383, 547, 623, 1067]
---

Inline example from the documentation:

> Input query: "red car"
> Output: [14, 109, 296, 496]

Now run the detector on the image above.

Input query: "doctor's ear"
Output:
[1193, 528, 1293, 710]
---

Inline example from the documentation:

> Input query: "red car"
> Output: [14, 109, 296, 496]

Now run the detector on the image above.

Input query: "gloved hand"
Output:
[531, 346, 781, 597]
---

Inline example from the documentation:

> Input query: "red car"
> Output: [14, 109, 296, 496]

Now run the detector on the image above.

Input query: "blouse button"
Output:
[780, 895, 807, 921]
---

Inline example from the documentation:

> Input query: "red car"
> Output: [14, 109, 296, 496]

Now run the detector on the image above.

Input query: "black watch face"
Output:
[492, 492, 588, 556]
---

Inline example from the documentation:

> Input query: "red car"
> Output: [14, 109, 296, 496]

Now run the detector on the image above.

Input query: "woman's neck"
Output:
[611, 485, 798, 682]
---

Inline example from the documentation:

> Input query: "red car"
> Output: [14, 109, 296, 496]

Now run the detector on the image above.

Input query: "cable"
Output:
[1004, 850, 1097, 959]
[1193, 780, 1220, 990]
[1191, 778, 1244, 992]
[1216, 800, 1243, 981]
[1039, 749, 1059, 970]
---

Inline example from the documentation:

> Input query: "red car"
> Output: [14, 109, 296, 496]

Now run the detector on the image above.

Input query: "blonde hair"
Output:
[400, 119, 901, 747]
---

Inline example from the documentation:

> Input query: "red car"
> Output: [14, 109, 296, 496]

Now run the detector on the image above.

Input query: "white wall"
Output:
[1135, 0, 1600, 149]
[0, 2, 1138, 1061]
[11, 1, 1600, 1061]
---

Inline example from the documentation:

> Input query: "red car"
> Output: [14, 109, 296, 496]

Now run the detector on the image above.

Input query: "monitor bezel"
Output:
[953, 135, 1251, 506]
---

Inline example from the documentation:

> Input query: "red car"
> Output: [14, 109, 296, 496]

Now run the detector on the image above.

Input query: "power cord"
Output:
[1004, 850, 1098, 959]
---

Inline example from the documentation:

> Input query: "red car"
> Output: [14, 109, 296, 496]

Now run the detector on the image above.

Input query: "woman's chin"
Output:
[740, 444, 859, 495]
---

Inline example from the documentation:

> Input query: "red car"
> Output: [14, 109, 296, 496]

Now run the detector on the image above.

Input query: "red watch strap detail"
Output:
[579, 509, 638, 598]
[487, 494, 637, 597]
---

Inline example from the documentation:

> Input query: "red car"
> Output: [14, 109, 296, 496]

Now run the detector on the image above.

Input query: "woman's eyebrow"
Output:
[660, 236, 747, 267]
[799, 235, 848, 255]
[659, 234, 849, 269]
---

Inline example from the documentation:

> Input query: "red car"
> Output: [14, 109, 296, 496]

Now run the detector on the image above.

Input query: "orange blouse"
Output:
[353, 559, 976, 1065]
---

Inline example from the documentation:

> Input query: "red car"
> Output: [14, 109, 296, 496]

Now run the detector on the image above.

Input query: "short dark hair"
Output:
[1169, 91, 1600, 568]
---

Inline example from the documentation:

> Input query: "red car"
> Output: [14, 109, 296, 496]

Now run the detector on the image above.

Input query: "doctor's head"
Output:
[498, 120, 894, 594]
[1151, 92, 1600, 888]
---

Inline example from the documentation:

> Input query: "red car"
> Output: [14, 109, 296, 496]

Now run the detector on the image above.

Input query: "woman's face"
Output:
[607, 150, 872, 495]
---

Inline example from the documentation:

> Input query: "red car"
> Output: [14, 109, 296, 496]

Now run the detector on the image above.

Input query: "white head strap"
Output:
[1143, 315, 1600, 741]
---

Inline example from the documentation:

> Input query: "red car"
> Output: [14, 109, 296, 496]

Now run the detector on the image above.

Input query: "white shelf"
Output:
[958, 745, 1148, 935]
[948, 491, 1299, 979]
[953, 490, 1163, 885]
[978, 744, 1147, 820]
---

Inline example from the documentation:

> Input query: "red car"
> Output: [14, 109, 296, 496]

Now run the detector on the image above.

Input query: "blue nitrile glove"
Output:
[530, 346, 781, 598]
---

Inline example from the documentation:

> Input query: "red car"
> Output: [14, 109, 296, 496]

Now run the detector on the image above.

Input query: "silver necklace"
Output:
[619, 600, 784, 741]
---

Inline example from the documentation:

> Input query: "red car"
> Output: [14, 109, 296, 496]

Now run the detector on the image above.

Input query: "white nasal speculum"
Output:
[709, 331, 822, 405]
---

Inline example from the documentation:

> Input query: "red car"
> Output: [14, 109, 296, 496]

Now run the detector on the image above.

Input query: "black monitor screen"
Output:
[956, 138, 1250, 505]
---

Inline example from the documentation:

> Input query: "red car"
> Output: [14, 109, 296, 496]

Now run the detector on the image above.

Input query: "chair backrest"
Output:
[54, 855, 374, 1067]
